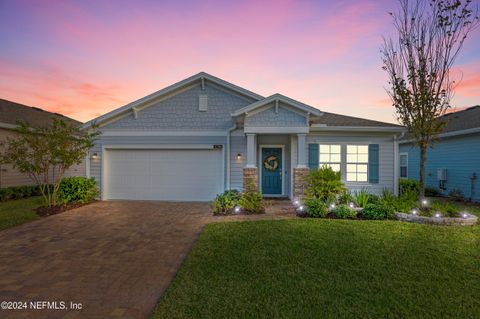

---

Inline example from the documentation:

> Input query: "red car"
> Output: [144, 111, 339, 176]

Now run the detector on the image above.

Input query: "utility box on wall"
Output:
[437, 168, 447, 181]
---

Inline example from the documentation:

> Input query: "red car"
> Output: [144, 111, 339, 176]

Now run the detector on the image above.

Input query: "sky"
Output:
[0, 0, 479, 124]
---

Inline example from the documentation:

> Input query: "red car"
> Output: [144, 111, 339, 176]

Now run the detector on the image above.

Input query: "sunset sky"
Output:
[0, 0, 479, 124]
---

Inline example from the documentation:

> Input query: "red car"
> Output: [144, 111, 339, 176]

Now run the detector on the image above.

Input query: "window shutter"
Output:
[368, 144, 379, 183]
[308, 144, 319, 170]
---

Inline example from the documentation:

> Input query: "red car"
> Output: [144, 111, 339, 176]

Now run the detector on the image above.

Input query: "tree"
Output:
[0, 119, 99, 207]
[381, 0, 478, 199]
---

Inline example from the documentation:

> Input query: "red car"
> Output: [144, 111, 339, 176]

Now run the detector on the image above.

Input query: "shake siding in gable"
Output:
[102, 83, 253, 131]
[399, 133, 480, 201]
[306, 133, 395, 195]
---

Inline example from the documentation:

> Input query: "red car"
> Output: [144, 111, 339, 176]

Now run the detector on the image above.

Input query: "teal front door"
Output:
[261, 148, 282, 195]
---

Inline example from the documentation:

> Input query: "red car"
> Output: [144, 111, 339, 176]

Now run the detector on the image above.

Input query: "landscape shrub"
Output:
[238, 191, 265, 214]
[0, 185, 41, 202]
[304, 199, 328, 218]
[367, 194, 380, 205]
[338, 191, 354, 205]
[362, 203, 395, 220]
[332, 204, 357, 219]
[425, 186, 443, 197]
[399, 179, 419, 197]
[431, 201, 460, 217]
[354, 190, 370, 207]
[448, 188, 464, 201]
[212, 190, 241, 215]
[305, 165, 345, 201]
[56, 177, 98, 205]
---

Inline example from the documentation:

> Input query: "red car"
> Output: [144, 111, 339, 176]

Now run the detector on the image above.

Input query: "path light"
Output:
[435, 212, 441, 218]
[349, 202, 355, 208]
[421, 199, 428, 206]
[411, 209, 417, 215]
[234, 206, 241, 213]
[293, 199, 300, 206]
[299, 205, 304, 211]
[330, 203, 336, 209]
[462, 212, 468, 218]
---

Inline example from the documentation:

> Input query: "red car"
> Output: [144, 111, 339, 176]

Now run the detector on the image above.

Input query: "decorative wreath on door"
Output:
[263, 155, 279, 171]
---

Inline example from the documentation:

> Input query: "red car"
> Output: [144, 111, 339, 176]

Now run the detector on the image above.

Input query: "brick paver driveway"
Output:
[0, 201, 214, 319]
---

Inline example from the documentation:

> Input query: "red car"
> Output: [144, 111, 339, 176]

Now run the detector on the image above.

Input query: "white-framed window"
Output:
[346, 145, 368, 182]
[400, 153, 408, 178]
[319, 144, 341, 172]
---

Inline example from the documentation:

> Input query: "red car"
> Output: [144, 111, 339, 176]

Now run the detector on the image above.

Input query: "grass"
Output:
[0, 196, 42, 230]
[151, 219, 480, 319]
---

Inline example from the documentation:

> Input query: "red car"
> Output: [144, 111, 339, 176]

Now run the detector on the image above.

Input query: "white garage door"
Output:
[104, 148, 223, 201]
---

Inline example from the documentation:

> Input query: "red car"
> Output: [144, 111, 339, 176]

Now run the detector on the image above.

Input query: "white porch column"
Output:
[246, 133, 257, 168]
[297, 133, 307, 168]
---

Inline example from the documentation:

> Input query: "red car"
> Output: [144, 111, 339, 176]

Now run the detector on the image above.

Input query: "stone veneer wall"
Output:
[293, 167, 309, 199]
[243, 168, 258, 192]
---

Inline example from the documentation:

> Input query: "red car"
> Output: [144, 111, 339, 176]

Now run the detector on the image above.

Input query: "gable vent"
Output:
[199, 95, 208, 112]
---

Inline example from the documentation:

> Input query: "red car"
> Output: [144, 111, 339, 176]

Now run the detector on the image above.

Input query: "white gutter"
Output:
[310, 125, 406, 133]
[399, 127, 480, 144]
[226, 123, 237, 189]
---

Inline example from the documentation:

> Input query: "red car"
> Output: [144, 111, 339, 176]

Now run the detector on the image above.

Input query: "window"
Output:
[319, 144, 341, 172]
[400, 153, 408, 178]
[346, 145, 368, 182]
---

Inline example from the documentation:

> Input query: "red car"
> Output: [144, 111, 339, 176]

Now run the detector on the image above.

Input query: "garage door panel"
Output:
[105, 149, 223, 201]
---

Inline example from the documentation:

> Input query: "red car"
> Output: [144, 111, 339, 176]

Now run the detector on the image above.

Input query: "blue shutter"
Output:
[368, 144, 379, 183]
[308, 144, 319, 170]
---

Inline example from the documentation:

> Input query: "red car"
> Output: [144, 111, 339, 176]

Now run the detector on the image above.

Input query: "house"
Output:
[399, 106, 480, 201]
[83, 72, 405, 201]
[0, 98, 86, 187]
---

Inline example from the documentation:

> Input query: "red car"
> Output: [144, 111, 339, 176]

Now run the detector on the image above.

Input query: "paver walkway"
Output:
[0, 200, 295, 319]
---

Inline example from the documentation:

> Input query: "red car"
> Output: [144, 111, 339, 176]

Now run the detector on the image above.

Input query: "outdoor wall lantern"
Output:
[91, 152, 100, 160]
[236, 153, 242, 159]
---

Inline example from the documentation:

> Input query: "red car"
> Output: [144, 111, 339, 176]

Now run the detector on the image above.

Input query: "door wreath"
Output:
[263, 155, 279, 171]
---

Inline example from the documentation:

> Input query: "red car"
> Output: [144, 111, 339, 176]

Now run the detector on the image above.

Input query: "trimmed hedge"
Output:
[0, 185, 42, 202]
[57, 177, 98, 204]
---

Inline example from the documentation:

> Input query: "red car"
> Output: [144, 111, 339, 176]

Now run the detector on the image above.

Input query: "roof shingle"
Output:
[0, 98, 81, 128]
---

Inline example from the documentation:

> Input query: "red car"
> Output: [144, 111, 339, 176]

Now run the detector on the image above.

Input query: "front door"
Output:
[261, 147, 282, 195]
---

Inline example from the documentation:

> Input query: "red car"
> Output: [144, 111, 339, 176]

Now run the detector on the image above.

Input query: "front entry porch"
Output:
[242, 133, 309, 200]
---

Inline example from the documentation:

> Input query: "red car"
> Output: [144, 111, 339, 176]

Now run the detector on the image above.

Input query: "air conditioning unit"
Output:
[437, 168, 447, 181]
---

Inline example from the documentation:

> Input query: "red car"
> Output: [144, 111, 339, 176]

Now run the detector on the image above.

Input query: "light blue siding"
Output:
[245, 103, 307, 127]
[306, 133, 395, 195]
[103, 83, 253, 130]
[399, 133, 480, 201]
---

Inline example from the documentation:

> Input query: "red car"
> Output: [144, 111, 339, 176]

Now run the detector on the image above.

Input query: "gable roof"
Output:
[231, 93, 323, 117]
[0, 98, 82, 129]
[311, 111, 402, 128]
[82, 72, 264, 128]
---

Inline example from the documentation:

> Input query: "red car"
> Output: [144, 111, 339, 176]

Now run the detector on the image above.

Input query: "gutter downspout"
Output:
[393, 132, 405, 196]
[226, 123, 237, 190]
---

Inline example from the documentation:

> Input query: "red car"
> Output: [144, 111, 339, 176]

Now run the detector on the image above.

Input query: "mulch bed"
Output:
[36, 201, 96, 217]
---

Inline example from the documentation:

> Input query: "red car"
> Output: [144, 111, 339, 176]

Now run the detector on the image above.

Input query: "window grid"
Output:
[318, 144, 341, 172]
[346, 145, 368, 182]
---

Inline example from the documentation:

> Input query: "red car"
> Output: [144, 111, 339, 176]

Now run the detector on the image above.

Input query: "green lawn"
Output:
[152, 219, 480, 319]
[0, 196, 42, 230]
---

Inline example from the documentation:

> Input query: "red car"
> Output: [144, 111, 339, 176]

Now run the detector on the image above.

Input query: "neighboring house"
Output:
[399, 106, 480, 201]
[0, 98, 86, 187]
[83, 72, 405, 201]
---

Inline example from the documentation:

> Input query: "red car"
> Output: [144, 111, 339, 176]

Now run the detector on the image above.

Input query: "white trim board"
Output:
[258, 144, 285, 196]
[244, 127, 309, 134]
[101, 130, 229, 137]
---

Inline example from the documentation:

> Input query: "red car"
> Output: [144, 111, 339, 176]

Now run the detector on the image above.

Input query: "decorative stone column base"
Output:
[293, 167, 310, 199]
[243, 167, 258, 192]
